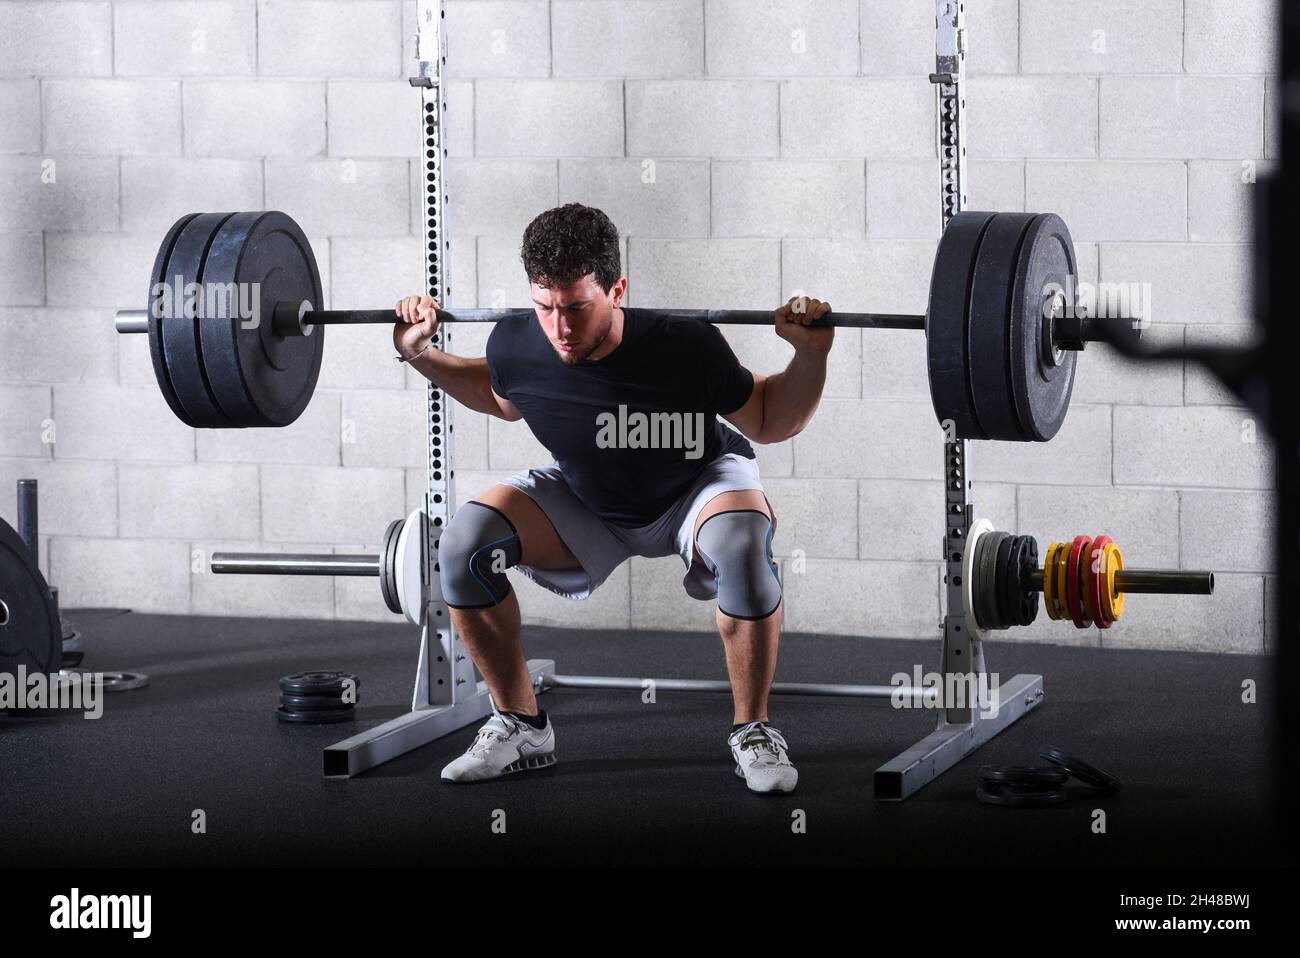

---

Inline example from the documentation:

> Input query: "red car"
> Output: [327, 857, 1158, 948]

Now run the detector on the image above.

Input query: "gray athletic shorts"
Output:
[496, 452, 773, 601]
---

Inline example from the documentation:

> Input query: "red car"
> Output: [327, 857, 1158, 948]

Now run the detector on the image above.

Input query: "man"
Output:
[394, 203, 833, 794]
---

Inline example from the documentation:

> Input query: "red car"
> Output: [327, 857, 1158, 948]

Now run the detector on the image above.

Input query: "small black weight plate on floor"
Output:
[968, 212, 1036, 441]
[158, 212, 239, 427]
[101, 671, 149, 692]
[976, 782, 1067, 807]
[379, 518, 403, 615]
[62, 628, 83, 654]
[927, 211, 997, 440]
[280, 693, 349, 711]
[1040, 744, 1122, 792]
[0, 519, 60, 676]
[277, 705, 356, 724]
[200, 211, 325, 427]
[978, 765, 1069, 787]
[279, 670, 359, 696]
[993, 532, 1018, 630]
[1011, 213, 1078, 442]
[147, 212, 201, 426]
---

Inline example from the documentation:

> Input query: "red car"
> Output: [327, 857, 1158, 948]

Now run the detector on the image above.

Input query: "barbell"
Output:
[114, 209, 1140, 440]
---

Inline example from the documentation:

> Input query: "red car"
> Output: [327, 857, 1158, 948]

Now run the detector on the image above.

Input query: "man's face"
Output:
[530, 274, 626, 364]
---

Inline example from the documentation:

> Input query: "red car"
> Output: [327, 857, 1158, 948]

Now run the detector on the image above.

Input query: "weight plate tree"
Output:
[0, 518, 60, 677]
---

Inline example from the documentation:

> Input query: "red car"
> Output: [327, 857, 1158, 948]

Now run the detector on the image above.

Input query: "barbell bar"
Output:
[116, 307, 930, 335]
[113, 209, 1142, 440]
[116, 304, 1130, 343]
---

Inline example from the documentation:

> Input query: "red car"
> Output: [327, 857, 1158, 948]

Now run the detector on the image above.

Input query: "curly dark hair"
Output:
[520, 203, 622, 292]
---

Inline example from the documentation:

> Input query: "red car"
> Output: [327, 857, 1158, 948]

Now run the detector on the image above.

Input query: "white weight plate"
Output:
[394, 509, 430, 627]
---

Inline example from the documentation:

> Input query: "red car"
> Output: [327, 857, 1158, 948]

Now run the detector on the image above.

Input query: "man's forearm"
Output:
[405, 348, 501, 417]
[761, 347, 828, 442]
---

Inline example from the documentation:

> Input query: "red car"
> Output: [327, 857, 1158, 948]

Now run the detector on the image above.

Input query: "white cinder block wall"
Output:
[0, 0, 1278, 652]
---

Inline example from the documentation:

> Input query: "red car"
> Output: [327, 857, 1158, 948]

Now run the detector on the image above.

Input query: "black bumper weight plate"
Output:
[993, 532, 1018, 629]
[971, 531, 994, 630]
[281, 693, 351, 711]
[147, 212, 201, 426]
[927, 211, 997, 440]
[969, 532, 992, 630]
[998, 534, 1039, 629]
[276, 705, 356, 724]
[158, 212, 239, 427]
[996, 534, 1022, 627]
[200, 211, 325, 428]
[976, 530, 1008, 631]
[279, 670, 359, 697]
[1017, 536, 1040, 626]
[379, 519, 403, 615]
[0, 519, 60, 676]
[1040, 744, 1122, 792]
[968, 212, 1036, 441]
[978, 764, 1069, 787]
[976, 782, 1068, 807]
[1011, 213, 1078, 442]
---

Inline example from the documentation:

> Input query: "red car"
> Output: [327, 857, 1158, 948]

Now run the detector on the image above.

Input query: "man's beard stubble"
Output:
[554, 318, 611, 365]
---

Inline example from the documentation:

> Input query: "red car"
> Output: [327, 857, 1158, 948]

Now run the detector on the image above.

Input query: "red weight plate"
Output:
[1065, 535, 1092, 629]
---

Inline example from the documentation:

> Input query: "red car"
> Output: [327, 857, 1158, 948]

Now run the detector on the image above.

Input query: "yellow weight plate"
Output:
[1043, 542, 1063, 620]
[1102, 541, 1124, 621]
[1041, 542, 1056, 619]
[1054, 539, 1071, 623]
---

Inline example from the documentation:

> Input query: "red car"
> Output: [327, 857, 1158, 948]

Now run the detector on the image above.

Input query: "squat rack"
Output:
[322, 0, 1040, 798]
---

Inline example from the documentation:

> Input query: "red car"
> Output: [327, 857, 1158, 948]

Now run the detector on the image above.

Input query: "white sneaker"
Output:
[441, 708, 557, 783]
[728, 721, 798, 794]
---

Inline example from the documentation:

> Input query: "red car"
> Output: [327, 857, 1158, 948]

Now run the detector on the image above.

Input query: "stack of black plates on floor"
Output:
[976, 744, 1122, 807]
[276, 670, 360, 724]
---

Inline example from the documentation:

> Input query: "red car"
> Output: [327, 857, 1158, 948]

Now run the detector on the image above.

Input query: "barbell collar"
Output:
[1055, 313, 1146, 352]
[210, 553, 380, 576]
[272, 299, 317, 338]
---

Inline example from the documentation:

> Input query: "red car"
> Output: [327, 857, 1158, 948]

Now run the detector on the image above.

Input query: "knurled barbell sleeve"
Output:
[1019, 567, 1214, 595]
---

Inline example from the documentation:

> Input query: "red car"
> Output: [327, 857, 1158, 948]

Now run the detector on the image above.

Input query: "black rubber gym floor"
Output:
[0, 610, 1282, 868]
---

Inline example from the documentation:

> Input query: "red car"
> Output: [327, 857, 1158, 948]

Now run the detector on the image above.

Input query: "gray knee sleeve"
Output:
[437, 501, 522, 608]
[695, 509, 782, 620]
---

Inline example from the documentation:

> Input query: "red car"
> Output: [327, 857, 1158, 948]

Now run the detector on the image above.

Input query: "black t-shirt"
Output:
[486, 307, 756, 526]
